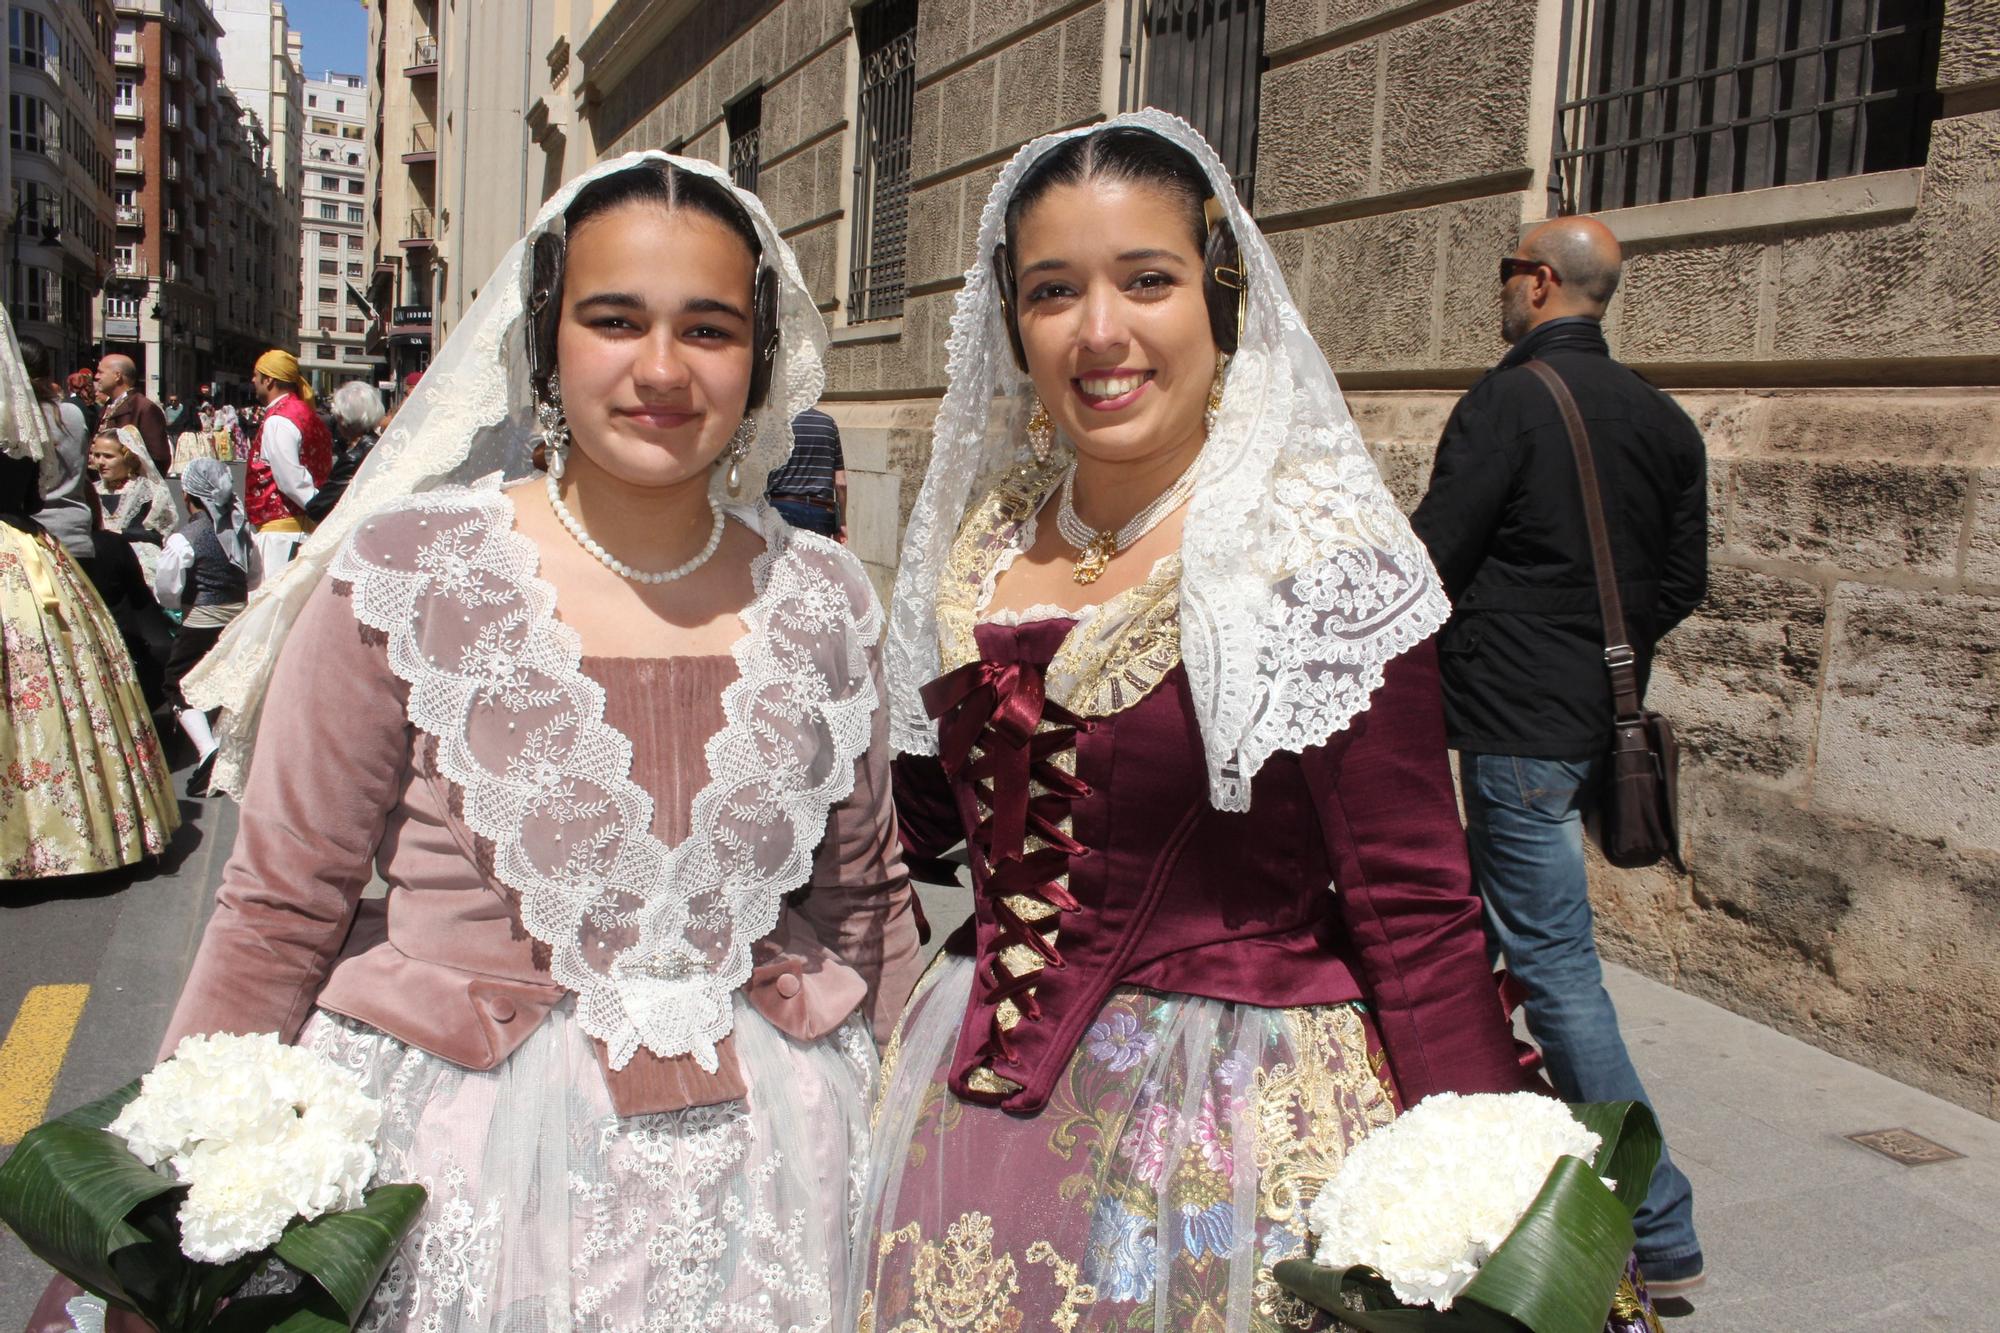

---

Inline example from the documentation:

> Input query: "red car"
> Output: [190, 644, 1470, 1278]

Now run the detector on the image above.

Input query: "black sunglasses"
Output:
[1500, 257, 1560, 284]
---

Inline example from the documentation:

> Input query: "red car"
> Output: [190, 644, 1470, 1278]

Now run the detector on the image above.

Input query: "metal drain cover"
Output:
[1846, 1128, 1963, 1166]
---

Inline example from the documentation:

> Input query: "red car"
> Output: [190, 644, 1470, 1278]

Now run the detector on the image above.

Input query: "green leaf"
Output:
[203, 1289, 349, 1333]
[272, 1184, 426, 1325]
[1454, 1156, 1636, 1333]
[0, 1080, 179, 1310]
[1566, 1101, 1661, 1220]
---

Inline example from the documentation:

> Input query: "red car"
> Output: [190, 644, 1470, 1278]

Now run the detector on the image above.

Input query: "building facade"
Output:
[214, 0, 302, 385]
[361, 0, 437, 388]
[101, 0, 299, 404]
[5, 0, 117, 376]
[407, 0, 2000, 1120]
[299, 68, 368, 396]
[360, 0, 595, 392]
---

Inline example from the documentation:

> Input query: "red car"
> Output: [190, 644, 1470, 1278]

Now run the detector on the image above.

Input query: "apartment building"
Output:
[5, 0, 118, 375]
[360, 0, 592, 389]
[360, 0, 436, 387]
[214, 0, 302, 380]
[102, 0, 298, 402]
[299, 68, 368, 396]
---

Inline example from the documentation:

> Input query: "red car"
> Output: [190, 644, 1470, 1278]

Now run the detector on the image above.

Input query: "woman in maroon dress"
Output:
[856, 113, 1647, 1332]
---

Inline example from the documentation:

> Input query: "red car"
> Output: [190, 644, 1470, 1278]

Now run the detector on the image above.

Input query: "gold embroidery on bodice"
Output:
[935, 461, 1186, 1098]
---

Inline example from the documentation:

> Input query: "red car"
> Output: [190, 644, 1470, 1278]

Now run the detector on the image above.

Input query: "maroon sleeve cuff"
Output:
[1304, 638, 1535, 1103]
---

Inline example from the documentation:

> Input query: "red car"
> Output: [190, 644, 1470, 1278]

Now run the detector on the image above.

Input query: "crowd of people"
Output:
[13, 114, 1709, 1333]
[1, 335, 394, 876]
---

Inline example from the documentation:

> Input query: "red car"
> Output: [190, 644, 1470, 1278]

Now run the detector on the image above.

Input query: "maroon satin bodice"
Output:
[896, 621, 1533, 1115]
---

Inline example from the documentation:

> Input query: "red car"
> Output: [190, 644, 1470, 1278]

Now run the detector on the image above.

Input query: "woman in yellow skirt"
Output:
[2, 443, 179, 879]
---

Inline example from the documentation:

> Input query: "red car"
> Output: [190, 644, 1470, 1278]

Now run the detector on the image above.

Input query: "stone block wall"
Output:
[577, 0, 2000, 1113]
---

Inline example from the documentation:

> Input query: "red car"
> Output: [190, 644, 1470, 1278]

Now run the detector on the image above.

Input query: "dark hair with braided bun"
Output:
[992, 126, 1244, 371]
[526, 159, 780, 462]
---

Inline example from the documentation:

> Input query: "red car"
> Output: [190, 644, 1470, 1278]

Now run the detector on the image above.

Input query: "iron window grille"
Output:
[1119, 0, 1267, 207]
[727, 86, 762, 193]
[847, 0, 917, 324]
[1552, 0, 1944, 214]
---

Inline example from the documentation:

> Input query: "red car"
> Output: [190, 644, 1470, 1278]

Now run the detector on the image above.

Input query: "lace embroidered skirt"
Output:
[301, 997, 878, 1333]
[853, 956, 1658, 1333]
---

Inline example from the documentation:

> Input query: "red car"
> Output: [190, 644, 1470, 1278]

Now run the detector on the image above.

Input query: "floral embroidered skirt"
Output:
[0, 524, 177, 879]
[300, 997, 878, 1333]
[854, 956, 1659, 1333]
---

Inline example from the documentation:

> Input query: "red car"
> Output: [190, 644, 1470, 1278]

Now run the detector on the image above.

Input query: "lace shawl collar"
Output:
[936, 459, 1183, 719]
[329, 477, 881, 1072]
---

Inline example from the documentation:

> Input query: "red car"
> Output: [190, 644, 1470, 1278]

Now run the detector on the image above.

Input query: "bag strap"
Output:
[1523, 359, 1644, 723]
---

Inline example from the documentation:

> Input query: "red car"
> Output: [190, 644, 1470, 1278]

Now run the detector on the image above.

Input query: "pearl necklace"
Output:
[1055, 460, 1198, 585]
[545, 471, 724, 584]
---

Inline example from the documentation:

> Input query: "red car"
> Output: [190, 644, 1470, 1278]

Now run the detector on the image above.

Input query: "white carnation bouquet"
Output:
[0, 1031, 426, 1332]
[1274, 1093, 1662, 1333]
[110, 1032, 383, 1263]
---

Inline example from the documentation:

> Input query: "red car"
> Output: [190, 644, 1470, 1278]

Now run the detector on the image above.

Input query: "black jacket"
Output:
[1410, 318, 1707, 759]
[302, 431, 376, 524]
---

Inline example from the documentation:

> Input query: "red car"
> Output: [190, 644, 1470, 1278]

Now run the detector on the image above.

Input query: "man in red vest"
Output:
[245, 349, 333, 583]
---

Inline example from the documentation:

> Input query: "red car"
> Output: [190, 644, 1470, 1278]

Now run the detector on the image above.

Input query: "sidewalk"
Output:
[1602, 962, 2000, 1331]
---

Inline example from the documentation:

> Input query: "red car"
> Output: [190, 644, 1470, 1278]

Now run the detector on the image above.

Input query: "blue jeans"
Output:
[1461, 752, 1701, 1270]
[769, 497, 838, 537]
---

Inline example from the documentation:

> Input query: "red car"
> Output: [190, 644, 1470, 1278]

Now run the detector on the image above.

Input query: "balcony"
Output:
[399, 208, 435, 250]
[164, 160, 181, 182]
[112, 256, 148, 279]
[116, 204, 144, 227]
[114, 44, 142, 68]
[165, 54, 183, 80]
[165, 105, 182, 131]
[115, 154, 143, 177]
[402, 123, 436, 165]
[405, 34, 438, 77]
[114, 100, 143, 123]
[164, 209, 180, 234]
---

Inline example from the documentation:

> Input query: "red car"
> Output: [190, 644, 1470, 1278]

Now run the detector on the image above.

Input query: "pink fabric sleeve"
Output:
[791, 644, 925, 1045]
[1302, 637, 1536, 1104]
[157, 578, 409, 1057]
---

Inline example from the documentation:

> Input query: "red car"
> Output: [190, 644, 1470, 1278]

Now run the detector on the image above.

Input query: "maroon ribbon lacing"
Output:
[922, 659, 1092, 1086]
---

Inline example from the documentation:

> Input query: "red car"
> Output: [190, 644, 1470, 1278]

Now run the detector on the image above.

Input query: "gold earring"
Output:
[1027, 395, 1054, 464]
[1205, 352, 1229, 434]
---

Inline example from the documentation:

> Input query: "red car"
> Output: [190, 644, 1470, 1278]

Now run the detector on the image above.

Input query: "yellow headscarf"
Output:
[253, 349, 315, 406]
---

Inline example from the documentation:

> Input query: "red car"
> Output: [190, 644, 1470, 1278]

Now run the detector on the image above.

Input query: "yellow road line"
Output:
[0, 984, 90, 1145]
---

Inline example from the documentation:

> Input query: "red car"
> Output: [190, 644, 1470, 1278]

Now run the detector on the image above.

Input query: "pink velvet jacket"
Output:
[897, 623, 1534, 1114]
[159, 575, 923, 1115]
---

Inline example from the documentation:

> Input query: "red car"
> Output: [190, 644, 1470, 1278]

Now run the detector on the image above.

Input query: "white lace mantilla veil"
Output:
[176, 152, 844, 1073]
[184, 150, 830, 792]
[0, 304, 51, 464]
[884, 109, 1451, 810]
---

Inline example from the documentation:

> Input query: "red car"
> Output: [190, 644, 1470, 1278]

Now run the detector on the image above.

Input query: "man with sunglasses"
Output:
[1411, 215, 1709, 1301]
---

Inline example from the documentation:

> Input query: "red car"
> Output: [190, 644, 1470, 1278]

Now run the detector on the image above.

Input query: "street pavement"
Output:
[5, 813, 1997, 1330]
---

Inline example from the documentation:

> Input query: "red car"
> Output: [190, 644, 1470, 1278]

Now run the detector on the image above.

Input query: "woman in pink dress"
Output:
[33, 152, 921, 1333]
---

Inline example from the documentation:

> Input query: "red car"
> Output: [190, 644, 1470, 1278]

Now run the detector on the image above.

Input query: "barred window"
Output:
[727, 85, 762, 193]
[1554, 0, 1944, 213]
[847, 0, 916, 324]
[1120, 0, 1267, 206]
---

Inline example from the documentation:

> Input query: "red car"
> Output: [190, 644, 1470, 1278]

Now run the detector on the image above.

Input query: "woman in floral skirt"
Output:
[858, 113, 1653, 1332]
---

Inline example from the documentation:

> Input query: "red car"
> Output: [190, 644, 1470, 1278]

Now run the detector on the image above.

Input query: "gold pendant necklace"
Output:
[1055, 461, 1198, 586]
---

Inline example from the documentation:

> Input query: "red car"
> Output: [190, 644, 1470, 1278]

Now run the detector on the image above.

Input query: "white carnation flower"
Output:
[107, 1031, 384, 1264]
[1307, 1092, 1611, 1311]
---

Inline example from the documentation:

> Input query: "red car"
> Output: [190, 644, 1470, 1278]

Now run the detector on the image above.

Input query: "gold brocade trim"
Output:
[935, 460, 1183, 719]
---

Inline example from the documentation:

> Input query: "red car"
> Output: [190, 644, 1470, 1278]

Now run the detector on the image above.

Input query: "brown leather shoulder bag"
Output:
[1524, 359, 1686, 873]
